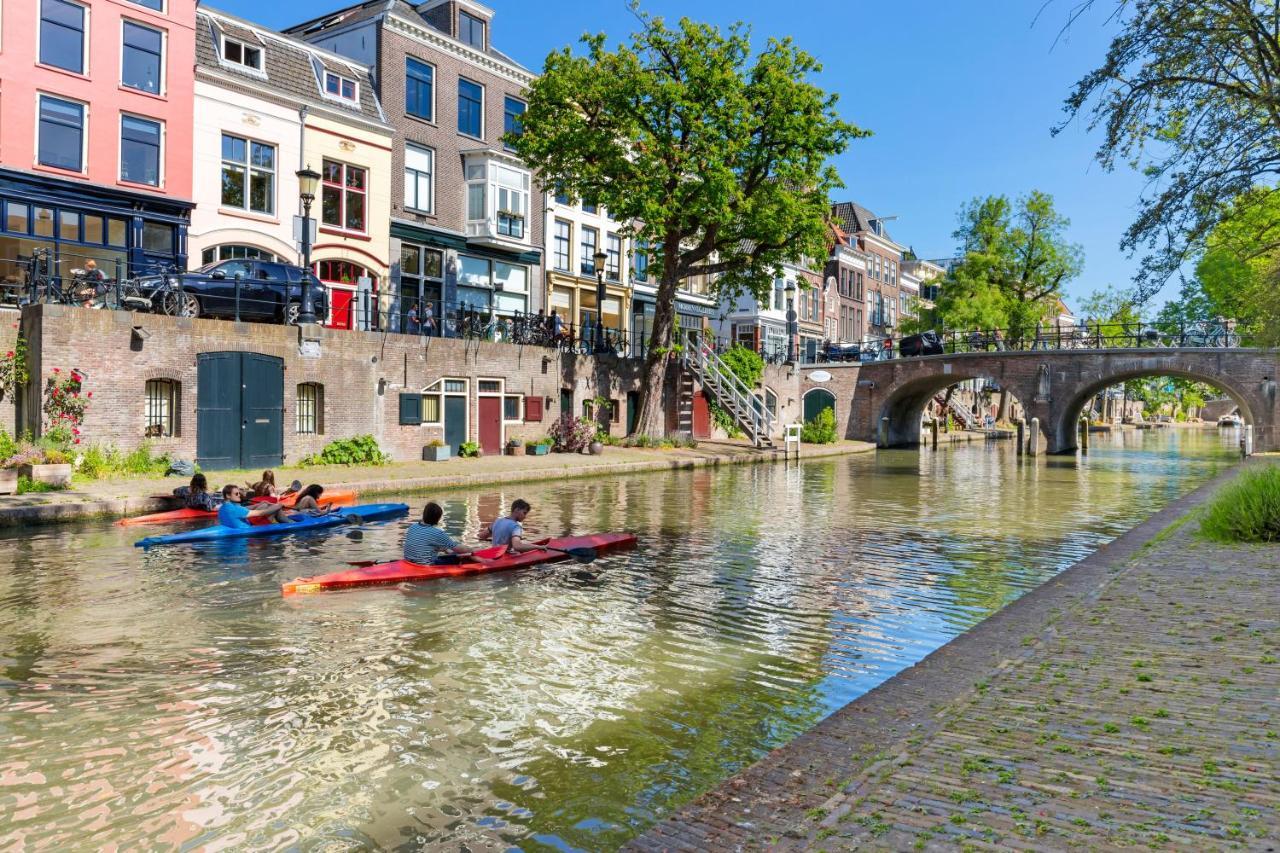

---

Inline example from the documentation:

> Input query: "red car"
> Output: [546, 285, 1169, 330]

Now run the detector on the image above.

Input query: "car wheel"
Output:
[162, 291, 200, 318]
[285, 302, 300, 325]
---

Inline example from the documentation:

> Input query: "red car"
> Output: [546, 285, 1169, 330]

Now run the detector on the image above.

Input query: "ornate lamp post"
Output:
[593, 248, 608, 353]
[295, 167, 321, 325]
[784, 280, 797, 364]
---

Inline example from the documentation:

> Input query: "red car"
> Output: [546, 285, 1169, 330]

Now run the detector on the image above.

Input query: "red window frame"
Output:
[321, 158, 367, 233]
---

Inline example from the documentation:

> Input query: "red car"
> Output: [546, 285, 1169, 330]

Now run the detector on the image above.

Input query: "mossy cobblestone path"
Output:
[631, 464, 1279, 851]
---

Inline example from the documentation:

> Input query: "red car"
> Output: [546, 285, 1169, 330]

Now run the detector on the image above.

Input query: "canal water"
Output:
[0, 428, 1237, 850]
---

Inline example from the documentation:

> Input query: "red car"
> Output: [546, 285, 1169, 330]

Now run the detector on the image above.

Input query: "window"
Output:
[321, 159, 366, 232]
[478, 380, 501, 394]
[222, 37, 261, 71]
[503, 97, 525, 150]
[443, 379, 465, 394]
[494, 164, 527, 238]
[128, 0, 163, 9]
[145, 379, 178, 437]
[458, 10, 485, 48]
[605, 233, 621, 281]
[142, 221, 172, 253]
[553, 186, 570, 205]
[324, 71, 357, 102]
[122, 21, 163, 94]
[581, 199, 597, 215]
[404, 144, 433, 212]
[60, 211, 80, 241]
[405, 57, 433, 120]
[200, 245, 276, 265]
[633, 241, 649, 283]
[220, 134, 275, 214]
[553, 219, 571, 271]
[38, 95, 85, 172]
[120, 115, 161, 186]
[580, 226, 598, 275]
[610, 399, 621, 424]
[5, 204, 29, 234]
[503, 395, 521, 421]
[422, 394, 441, 424]
[40, 0, 86, 74]
[457, 78, 483, 137]
[398, 392, 422, 425]
[297, 383, 324, 434]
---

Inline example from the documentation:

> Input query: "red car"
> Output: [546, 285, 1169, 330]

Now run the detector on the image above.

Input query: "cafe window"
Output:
[120, 115, 162, 187]
[321, 159, 366, 232]
[405, 57, 434, 120]
[220, 134, 275, 215]
[404, 144, 433, 213]
[503, 395, 521, 421]
[5, 204, 29, 234]
[296, 382, 324, 434]
[38, 95, 85, 172]
[142, 222, 173, 253]
[122, 21, 163, 95]
[144, 379, 178, 437]
[40, 0, 86, 74]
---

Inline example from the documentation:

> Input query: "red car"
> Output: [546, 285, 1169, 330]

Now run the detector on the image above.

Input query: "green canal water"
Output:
[0, 428, 1238, 850]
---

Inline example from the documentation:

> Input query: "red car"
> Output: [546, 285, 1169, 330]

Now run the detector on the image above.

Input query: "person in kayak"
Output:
[404, 502, 474, 564]
[480, 499, 539, 553]
[218, 484, 294, 527]
[251, 470, 279, 500]
[172, 473, 220, 511]
[292, 484, 337, 514]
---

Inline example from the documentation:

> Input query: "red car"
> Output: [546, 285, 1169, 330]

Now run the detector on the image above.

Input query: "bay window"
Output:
[462, 157, 530, 243]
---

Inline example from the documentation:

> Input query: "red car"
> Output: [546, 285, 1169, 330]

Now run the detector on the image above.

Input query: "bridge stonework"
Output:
[805, 349, 1280, 453]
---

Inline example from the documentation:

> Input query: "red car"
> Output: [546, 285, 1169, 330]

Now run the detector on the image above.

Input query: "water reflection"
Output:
[0, 429, 1234, 849]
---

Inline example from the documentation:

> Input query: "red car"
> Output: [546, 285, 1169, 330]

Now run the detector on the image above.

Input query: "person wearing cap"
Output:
[480, 498, 538, 553]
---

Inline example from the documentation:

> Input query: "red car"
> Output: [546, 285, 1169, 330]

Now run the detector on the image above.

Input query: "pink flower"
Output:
[52, 368, 59, 374]
[86, 392, 92, 398]
[73, 438, 80, 445]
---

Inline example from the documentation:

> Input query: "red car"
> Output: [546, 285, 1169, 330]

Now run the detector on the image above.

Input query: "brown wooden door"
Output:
[692, 389, 711, 438]
[478, 396, 503, 455]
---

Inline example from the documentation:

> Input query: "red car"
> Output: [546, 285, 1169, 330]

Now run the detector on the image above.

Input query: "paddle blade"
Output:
[346, 560, 378, 568]
[563, 547, 597, 564]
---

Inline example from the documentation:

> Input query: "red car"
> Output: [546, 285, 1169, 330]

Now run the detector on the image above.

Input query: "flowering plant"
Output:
[548, 414, 597, 453]
[43, 368, 89, 446]
[0, 329, 29, 399]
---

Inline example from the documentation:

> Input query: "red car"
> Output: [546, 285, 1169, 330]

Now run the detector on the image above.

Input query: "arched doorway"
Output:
[803, 388, 835, 423]
[315, 259, 378, 331]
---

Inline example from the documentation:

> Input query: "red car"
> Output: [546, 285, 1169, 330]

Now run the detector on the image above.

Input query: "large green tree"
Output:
[1194, 188, 1280, 343]
[511, 8, 863, 436]
[1059, 0, 1280, 299]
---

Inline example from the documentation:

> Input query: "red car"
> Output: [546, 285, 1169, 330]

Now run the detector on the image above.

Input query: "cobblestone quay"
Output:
[631, 461, 1279, 851]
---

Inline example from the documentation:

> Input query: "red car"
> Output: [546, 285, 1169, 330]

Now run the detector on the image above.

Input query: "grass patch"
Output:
[16, 475, 68, 494]
[1199, 466, 1280, 542]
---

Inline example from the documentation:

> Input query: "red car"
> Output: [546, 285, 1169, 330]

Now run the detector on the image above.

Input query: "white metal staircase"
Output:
[935, 393, 980, 430]
[680, 332, 776, 448]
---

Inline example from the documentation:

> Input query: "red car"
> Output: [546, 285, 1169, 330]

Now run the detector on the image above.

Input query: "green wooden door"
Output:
[196, 352, 284, 470]
[803, 389, 835, 423]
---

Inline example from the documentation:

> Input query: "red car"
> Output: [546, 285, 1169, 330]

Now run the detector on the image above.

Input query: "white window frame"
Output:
[119, 111, 164, 187]
[35, 92, 89, 174]
[403, 143, 434, 214]
[119, 18, 165, 97]
[37, 0, 90, 76]
[220, 35, 263, 73]
[220, 133, 276, 216]
[503, 393, 523, 424]
[323, 70, 359, 103]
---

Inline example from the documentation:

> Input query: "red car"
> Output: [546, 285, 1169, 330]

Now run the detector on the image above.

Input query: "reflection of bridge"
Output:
[830, 348, 1280, 452]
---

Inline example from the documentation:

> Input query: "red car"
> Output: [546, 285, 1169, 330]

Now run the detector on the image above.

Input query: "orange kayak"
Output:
[117, 489, 359, 525]
[282, 533, 637, 595]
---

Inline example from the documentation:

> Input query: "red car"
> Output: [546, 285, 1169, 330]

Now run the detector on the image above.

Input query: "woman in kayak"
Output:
[172, 473, 220, 511]
[251, 470, 279, 500]
[218, 484, 294, 526]
[292, 484, 337, 514]
[404, 502, 474, 564]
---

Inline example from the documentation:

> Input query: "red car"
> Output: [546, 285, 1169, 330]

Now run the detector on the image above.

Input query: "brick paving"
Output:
[631, 462, 1279, 851]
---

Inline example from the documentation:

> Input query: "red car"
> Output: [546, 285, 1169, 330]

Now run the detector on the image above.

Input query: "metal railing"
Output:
[680, 328, 776, 448]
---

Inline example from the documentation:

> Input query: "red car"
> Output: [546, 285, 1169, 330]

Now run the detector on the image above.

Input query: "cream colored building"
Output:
[191, 8, 393, 329]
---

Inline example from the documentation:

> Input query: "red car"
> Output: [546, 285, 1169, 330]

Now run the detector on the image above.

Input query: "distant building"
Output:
[831, 201, 907, 342]
[901, 255, 945, 328]
[825, 222, 867, 345]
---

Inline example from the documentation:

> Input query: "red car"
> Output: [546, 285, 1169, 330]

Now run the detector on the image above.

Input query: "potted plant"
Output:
[506, 437, 525, 456]
[589, 428, 607, 455]
[526, 437, 553, 456]
[20, 447, 72, 487]
[422, 439, 451, 462]
[459, 441, 481, 459]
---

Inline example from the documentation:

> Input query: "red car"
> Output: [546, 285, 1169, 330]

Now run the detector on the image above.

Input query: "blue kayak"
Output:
[134, 503, 409, 548]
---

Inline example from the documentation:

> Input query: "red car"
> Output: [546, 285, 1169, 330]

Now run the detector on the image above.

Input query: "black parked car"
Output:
[899, 330, 945, 357]
[140, 259, 328, 324]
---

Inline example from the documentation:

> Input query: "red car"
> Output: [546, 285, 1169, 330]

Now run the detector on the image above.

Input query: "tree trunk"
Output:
[997, 389, 1011, 423]
[631, 247, 682, 438]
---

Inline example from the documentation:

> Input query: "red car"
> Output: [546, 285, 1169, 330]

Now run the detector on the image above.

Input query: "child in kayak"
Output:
[404, 502, 474, 565]
[292, 484, 337, 514]
[479, 499, 539, 553]
[218, 484, 294, 527]
[251, 470, 279, 499]
[172, 473, 220, 511]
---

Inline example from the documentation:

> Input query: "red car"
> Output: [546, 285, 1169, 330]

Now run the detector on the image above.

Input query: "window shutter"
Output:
[524, 395, 543, 422]
[399, 392, 422, 425]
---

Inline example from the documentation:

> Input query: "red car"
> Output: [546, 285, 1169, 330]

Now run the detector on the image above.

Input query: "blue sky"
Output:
[226, 0, 1152, 310]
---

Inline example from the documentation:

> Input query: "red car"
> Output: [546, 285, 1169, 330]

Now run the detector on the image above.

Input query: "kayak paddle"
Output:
[539, 545, 598, 564]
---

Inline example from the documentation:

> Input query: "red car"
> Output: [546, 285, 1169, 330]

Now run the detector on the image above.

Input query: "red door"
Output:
[478, 396, 502, 455]
[327, 288, 354, 330]
[692, 389, 711, 439]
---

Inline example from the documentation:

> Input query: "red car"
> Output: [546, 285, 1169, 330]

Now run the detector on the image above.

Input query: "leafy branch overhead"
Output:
[1058, 0, 1280, 299]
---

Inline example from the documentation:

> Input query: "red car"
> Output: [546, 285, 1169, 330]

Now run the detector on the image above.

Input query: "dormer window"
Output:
[458, 10, 485, 49]
[324, 72, 358, 102]
[223, 37, 261, 70]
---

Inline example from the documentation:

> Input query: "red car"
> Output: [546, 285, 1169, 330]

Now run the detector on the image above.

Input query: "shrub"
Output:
[459, 441, 480, 458]
[17, 476, 67, 494]
[801, 408, 837, 444]
[549, 414, 596, 452]
[299, 435, 390, 467]
[1200, 466, 1280, 542]
[709, 345, 766, 436]
[74, 443, 170, 479]
[0, 428, 17, 462]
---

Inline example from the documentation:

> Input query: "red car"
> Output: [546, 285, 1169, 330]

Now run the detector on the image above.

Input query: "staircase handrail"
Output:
[680, 331, 776, 446]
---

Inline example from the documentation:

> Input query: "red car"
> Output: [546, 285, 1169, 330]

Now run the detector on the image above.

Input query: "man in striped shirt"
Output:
[404, 502, 474, 565]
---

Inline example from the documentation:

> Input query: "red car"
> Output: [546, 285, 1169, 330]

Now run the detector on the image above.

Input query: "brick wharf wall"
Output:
[22, 305, 663, 463]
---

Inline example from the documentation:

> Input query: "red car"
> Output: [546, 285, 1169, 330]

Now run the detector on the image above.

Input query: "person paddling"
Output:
[173, 473, 220, 511]
[404, 502, 474, 565]
[480, 499, 539, 553]
[218, 484, 294, 527]
[291, 484, 336, 514]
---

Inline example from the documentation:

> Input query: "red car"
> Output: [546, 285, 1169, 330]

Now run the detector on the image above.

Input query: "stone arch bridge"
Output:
[803, 348, 1280, 453]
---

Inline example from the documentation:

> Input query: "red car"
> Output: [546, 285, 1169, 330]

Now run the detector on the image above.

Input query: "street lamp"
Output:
[593, 248, 608, 354]
[784, 280, 797, 364]
[296, 166, 322, 325]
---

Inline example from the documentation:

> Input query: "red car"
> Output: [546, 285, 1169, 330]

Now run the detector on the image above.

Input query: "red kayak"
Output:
[282, 533, 637, 595]
[117, 489, 359, 526]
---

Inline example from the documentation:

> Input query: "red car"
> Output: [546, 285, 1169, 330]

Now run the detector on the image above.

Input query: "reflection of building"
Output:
[0, 0, 196, 284]
[544, 192, 632, 343]
[191, 8, 394, 330]
[287, 0, 542, 327]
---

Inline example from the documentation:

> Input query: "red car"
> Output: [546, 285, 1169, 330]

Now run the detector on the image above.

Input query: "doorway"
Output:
[477, 378, 504, 455]
[444, 396, 466, 454]
[692, 389, 711, 439]
[196, 352, 284, 470]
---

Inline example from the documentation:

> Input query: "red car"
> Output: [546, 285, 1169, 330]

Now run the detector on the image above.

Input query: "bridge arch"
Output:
[874, 371, 1034, 446]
